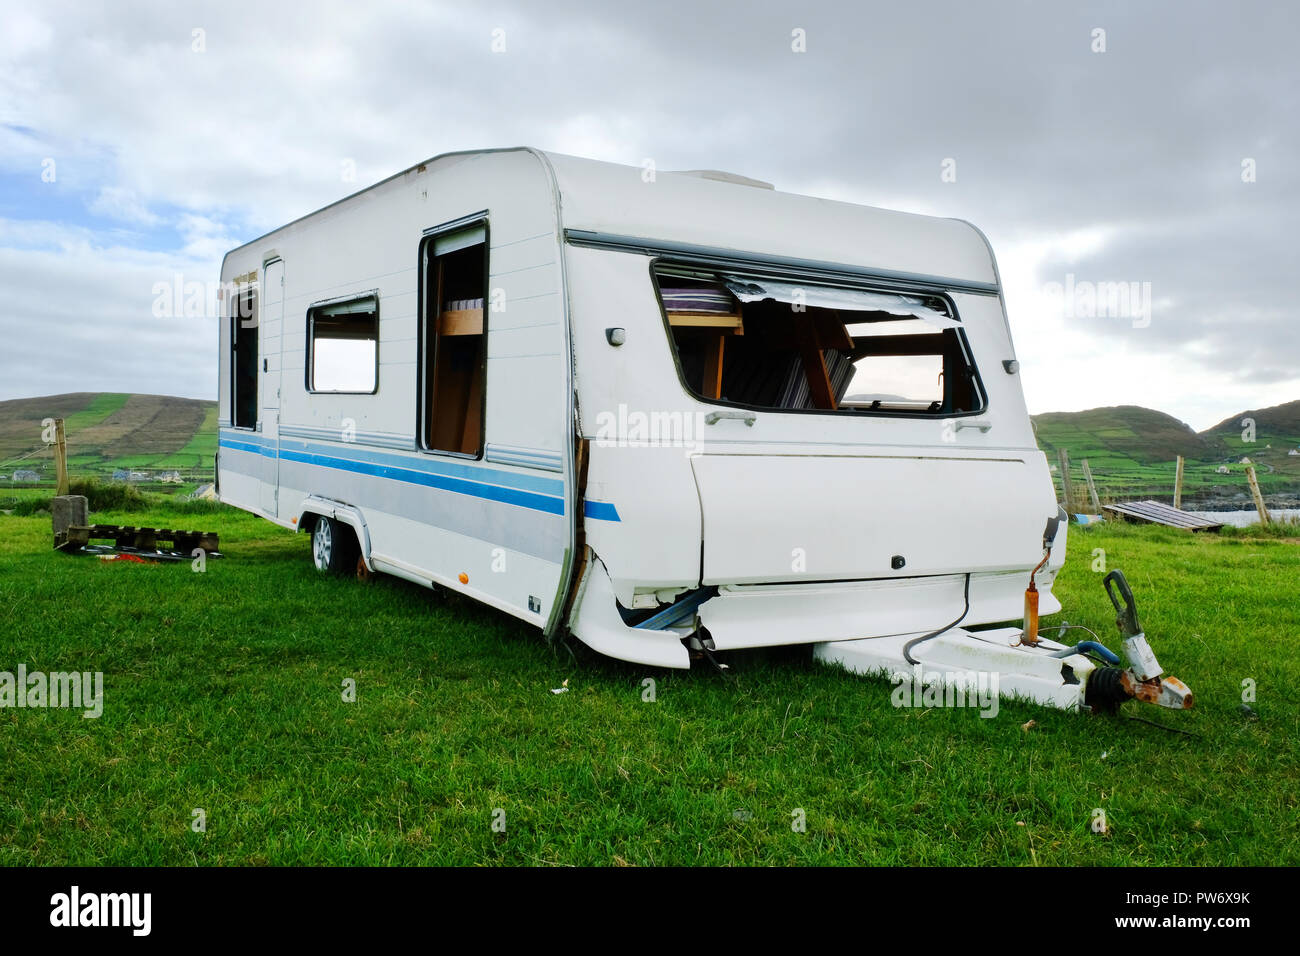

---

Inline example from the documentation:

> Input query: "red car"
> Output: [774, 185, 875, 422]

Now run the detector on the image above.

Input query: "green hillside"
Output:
[1033, 405, 1226, 465]
[1033, 403, 1300, 506]
[0, 392, 217, 486]
[1203, 399, 1300, 456]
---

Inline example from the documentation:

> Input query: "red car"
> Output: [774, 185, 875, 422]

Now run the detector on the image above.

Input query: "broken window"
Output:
[230, 286, 258, 428]
[420, 223, 487, 456]
[655, 268, 984, 416]
[307, 295, 379, 393]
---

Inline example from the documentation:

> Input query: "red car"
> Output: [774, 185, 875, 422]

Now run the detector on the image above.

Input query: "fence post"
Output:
[1080, 458, 1102, 513]
[1173, 455, 1184, 510]
[1245, 464, 1270, 526]
[54, 418, 69, 496]
[1057, 448, 1075, 515]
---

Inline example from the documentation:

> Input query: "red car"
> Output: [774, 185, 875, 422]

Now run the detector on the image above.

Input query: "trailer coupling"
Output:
[1082, 570, 1194, 712]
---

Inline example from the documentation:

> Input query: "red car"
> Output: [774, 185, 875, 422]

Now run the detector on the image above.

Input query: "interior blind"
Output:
[317, 296, 377, 317]
[433, 224, 486, 257]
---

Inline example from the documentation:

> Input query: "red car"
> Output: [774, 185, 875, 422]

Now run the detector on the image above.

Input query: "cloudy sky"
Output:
[1, 0, 1294, 431]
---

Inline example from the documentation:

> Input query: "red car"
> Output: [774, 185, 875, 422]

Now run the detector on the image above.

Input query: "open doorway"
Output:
[420, 224, 487, 456]
[231, 286, 258, 428]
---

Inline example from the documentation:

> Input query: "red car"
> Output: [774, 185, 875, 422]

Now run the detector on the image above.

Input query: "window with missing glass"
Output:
[654, 267, 985, 417]
[306, 294, 379, 393]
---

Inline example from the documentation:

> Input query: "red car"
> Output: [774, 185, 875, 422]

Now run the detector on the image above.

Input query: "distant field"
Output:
[0, 392, 216, 485]
[1, 496, 1296, 865]
[1033, 404, 1300, 505]
[170, 405, 220, 467]
[61, 393, 131, 434]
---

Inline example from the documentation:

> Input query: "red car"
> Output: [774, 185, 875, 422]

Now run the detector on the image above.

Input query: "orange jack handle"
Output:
[1023, 582, 1040, 645]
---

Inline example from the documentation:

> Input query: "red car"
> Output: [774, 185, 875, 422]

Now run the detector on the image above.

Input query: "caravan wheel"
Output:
[311, 516, 354, 575]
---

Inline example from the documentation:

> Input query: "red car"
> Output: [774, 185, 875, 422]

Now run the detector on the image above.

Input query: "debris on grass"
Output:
[97, 553, 156, 565]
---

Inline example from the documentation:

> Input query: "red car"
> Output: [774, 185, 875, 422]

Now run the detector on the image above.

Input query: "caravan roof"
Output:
[223, 147, 999, 293]
[544, 151, 997, 291]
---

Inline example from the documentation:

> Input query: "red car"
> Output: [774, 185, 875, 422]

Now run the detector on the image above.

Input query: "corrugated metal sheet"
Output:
[1104, 500, 1224, 531]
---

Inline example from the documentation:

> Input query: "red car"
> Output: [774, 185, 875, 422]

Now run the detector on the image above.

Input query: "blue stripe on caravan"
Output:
[584, 500, 621, 522]
[220, 429, 273, 447]
[221, 428, 563, 496]
[280, 437, 564, 497]
[220, 437, 276, 458]
[221, 430, 621, 521]
[275, 446, 565, 515]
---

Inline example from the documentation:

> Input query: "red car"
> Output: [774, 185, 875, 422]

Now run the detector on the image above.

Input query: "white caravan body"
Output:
[216, 147, 1071, 698]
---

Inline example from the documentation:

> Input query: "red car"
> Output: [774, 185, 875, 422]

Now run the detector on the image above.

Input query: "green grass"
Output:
[59, 393, 131, 434]
[0, 502, 1296, 865]
[171, 405, 219, 464]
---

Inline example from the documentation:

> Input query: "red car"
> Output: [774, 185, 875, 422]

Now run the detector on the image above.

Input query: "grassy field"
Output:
[0, 392, 215, 484]
[1033, 403, 1300, 502]
[1, 498, 1297, 865]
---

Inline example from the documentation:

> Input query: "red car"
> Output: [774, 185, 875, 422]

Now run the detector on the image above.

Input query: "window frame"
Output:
[649, 258, 989, 420]
[304, 291, 381, 396]
[415, 213, 491, 459]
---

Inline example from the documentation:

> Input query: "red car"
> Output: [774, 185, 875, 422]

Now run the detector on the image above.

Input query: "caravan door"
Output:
[259, 259, 284, 517]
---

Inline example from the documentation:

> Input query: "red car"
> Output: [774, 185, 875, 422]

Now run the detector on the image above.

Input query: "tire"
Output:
[311, 516, 357, 575]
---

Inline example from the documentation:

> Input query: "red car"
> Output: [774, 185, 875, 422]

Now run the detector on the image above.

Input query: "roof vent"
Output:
[671, 169, 775, 190]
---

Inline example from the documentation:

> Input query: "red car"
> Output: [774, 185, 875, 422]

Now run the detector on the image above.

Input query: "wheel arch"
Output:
[296, 496, 374, 571]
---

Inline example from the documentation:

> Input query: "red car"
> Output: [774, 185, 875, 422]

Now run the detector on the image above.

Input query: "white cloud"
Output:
[87, 186, 161, 225]
[0, 0, 1295, 430]
[0, 227, 219, 400]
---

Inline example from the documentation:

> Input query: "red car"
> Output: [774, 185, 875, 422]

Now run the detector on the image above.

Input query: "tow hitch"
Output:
[814, 533, 1195, 715]
[1083, 570, 1194, 712]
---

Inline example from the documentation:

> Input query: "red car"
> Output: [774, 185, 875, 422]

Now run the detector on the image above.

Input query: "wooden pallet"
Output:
[55, 524, 221, 557]
[1103, 500, 1223, 532]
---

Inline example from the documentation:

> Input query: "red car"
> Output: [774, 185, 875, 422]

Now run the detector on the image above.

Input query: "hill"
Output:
[1032, 404, 1227, 465]
[0, 392, 217, 484]
[1198, 399, 1300, 495]
[1202, 399, 1300, 444]
[1032, 403, 1300, 505]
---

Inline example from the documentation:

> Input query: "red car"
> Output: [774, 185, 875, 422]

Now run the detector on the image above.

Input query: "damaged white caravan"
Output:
[216, 147, 1191, 713]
